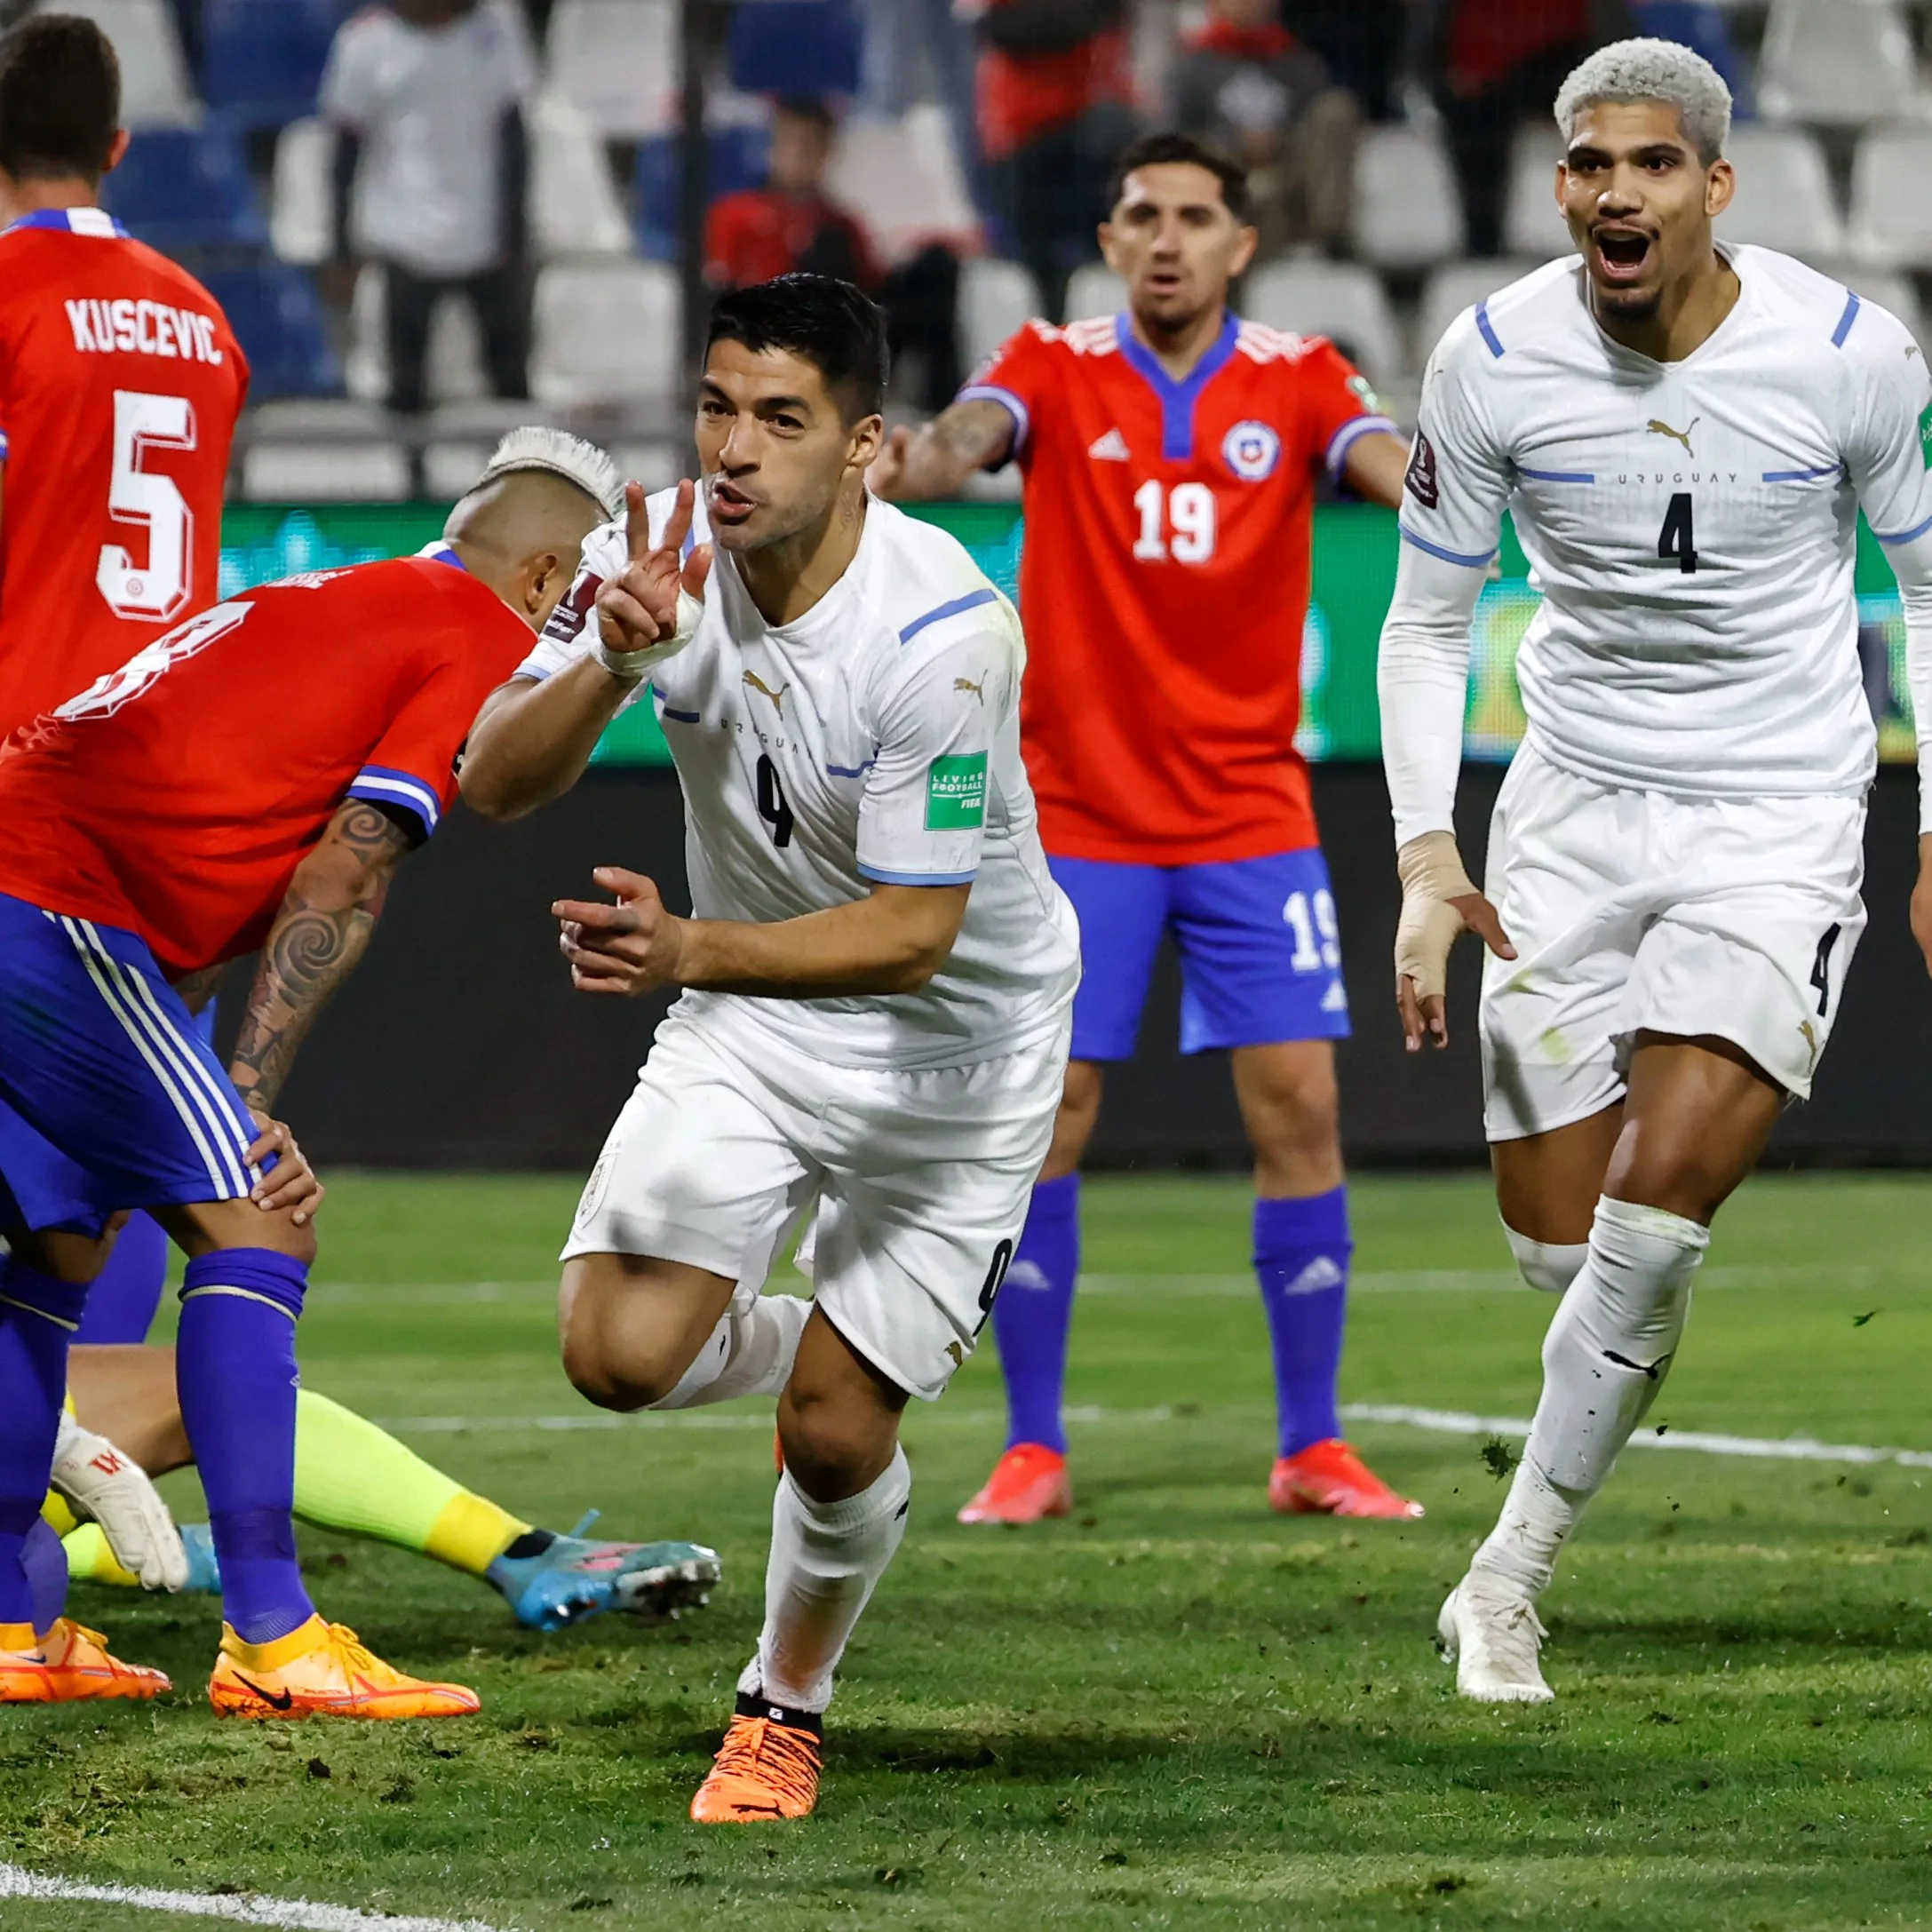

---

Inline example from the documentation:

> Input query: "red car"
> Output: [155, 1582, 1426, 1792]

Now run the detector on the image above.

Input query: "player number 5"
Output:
[1132, 480, 1217, 564]
[97, 389, 199, 623]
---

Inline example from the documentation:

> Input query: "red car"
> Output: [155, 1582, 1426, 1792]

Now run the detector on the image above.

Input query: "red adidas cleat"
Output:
[957, 1443, 1071, 1525]
[1268, 1440, 1423, 1519]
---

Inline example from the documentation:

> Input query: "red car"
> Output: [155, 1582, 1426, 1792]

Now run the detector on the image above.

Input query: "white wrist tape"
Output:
[1395, 830, 1477, 1005]
[597, 588, 704, 682]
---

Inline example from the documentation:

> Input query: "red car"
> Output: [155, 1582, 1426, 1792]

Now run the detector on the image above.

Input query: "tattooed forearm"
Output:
[928, 400, 1014, 475]
[227, 801, 412, 1114]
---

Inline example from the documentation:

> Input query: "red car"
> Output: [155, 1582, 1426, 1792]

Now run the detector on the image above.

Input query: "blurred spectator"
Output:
[1168, 0, 1356, 261]
[968, 0, 1140, 321]
[705, 98, 962, 413]
[322, 0, 535, 416]
[857, 0, 990, 223]
[1278, 0, 1405, 122]
[1425, 0, 1633, 259]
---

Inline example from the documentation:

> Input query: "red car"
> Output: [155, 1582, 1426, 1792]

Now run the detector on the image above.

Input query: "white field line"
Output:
[0, 1862, 506, 1931]
[373, 1399, 1932, 1472]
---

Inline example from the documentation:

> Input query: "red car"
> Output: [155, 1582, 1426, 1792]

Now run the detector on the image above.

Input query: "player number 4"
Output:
[1132, 480, 1217, 564]
[1658, 492, 1697, 575]
[98, 389, 199, 622]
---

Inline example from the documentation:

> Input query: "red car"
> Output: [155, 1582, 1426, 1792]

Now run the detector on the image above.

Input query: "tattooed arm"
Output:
[866, 399, 1015, 502]
[226, 799, 416, 1118]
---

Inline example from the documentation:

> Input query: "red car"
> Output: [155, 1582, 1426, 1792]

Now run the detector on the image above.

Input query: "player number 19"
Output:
[1133, 480, 1218, 564]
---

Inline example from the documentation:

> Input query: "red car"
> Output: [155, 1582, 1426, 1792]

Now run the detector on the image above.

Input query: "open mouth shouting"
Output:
[1592, 225, 1656, 285]
[707, 476, 761, 529]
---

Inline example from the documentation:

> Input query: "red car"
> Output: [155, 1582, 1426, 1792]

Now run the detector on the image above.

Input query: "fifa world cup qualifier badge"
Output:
[1405, 431, 1440, 508]
[1919, 400, 1932, 469]
[926, 753, 988, 831]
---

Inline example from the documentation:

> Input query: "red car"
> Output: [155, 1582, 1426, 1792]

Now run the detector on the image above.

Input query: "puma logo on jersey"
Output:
[953, 675, 985, 703]
[743, 672, 790, 714]
[1087, 427, 1131, 462]
[1647, 416, 1700, 457]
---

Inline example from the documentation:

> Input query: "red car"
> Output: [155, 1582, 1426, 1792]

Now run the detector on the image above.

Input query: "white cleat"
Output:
[1437, 1574, 1554, 1704]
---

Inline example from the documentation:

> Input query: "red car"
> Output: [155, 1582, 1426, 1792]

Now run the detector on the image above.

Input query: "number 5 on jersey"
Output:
[98, 389, 199, 622]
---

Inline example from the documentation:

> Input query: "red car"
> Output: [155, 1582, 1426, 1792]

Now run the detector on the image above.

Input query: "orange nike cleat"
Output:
[1268, 1440, 1424, 1519]
[956, 1443, 1071, 1525]
[690, 1697, 823, 1823]
[208, 1616, 480, 1720]
[0, 1618, 170, 1702]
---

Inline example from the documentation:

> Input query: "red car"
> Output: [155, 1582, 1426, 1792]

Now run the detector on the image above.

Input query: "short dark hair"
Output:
[774, 95, 837, 137]
[0, 15, 120, 183]
[706, 273, 888, 422]
[1106, 131, 1252, 225]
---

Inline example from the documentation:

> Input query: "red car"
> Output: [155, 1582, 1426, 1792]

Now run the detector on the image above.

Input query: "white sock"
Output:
[1474, 1197, 1707, 1600]
[737, 1448, 911, 1714]
[1502, 1224, 1589, 1295]
[650, 1294, 810, 1410]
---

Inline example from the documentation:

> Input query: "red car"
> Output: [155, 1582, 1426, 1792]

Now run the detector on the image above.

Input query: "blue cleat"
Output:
[485, 1513, 722, 1634]
[179, 1523, 222, 1594]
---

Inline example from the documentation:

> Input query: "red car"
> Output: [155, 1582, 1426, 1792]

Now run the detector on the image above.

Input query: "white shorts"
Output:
[1479, 746, 1866, 1142]
[565, 1002, 1070, 1401]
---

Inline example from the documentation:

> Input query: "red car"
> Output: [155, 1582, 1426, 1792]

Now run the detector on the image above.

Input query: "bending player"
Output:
[0, 430, 717, 1713]
[460, 274, 1080, 1821]
[1379, 40, 1932, 1702]
[0, 13, 250, 1343]
[56, 1347, 719, 1633]
[872, 132, 1419, 1524]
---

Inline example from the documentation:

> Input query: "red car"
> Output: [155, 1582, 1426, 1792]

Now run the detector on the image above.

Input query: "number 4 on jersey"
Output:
[1658, 493, 1697, 575]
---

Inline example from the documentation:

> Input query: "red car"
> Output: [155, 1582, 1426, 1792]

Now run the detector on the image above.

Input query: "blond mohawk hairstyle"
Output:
[473, 426, 623, 519]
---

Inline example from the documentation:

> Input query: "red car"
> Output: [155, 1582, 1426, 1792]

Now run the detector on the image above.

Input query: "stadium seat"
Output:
[1757, 0, 1923, 127]
[199, 259, 342, 396]
[530, 91, 634, 259]
[1349, 125, 1466, 272]
[1847, 127, 1932, 268]
[1062, 262, 1127, 322]
[632, 123, 770, 262]
[958, 258, 1042, 372]
[269, 116, 332, 266]
[36, 0, 198, 129]
[1244, 261, 1405, 390]
[529, 259, 680, 408]
[824, 105, 979, 265]
[249, 398, 388, 437]
[1501, 131, 1572, 263]
[545, 0, 679, 139]
[1716, 125, 1844, 258]
[200, 0, 339, 131]
[727, 1, 860, 97]
[1631, 2, 1753, 108]
[1415, 261, 1537, 370]
[105, 125, 268, 251]
[241, 440, 411, 502]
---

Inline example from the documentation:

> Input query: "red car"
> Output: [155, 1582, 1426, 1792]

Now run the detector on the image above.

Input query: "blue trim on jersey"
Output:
[1475, 302, 1505, 358]
[956, 383, 1030, 457]
[1832, 290, 1862, 348]
[825, 759, 876, 778]
[1518, 465, 1594, 483]
[417, 541, 466, 571]
[1762, 464, 1841, 482]
[1324, 414, 1400, 479]
[857, 863, 979, 887]
[651, 684, 701, 722]
[1399, 524, 1497, 568]
[3, 208, 129, 239]
[0, 429, 8, 461]
[347, 766, 441, 839]
[1875, 509, 1932, 546]
[899, 587, 998, 645]
[1115, 310, 1241, 461]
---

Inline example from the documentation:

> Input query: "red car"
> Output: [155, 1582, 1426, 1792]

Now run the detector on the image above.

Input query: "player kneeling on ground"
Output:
[0, 430, 682, 1713]
[461, 274, 1080, 1821]
[1379, 40, 1932, 1702]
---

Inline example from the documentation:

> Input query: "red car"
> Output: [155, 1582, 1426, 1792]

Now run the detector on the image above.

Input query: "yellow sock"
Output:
[41, 1492, 78, 1538]
[292, 1389, 530, 1578]
[60, 1523, 139, 1589]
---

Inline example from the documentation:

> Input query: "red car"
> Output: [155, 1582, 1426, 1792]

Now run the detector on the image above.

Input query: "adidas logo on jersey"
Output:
[1087, 428, 1130, 462]
[1282, 1257, 1345, 1297]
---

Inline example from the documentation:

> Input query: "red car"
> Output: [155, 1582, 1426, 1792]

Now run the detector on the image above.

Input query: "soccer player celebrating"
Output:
[870, 132, 1419, 1525]
[459, 275, 1080, 1820]
[1379, 41, 1932, 1702]
[0, 12, 250, 1344]
[0, 431, 622, 1711]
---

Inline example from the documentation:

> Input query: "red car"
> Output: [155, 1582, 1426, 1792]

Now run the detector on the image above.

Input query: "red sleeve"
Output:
[957, 318, 1060, 467]
[344, 620, 489, 842]
[1291, 335, 1399, 481]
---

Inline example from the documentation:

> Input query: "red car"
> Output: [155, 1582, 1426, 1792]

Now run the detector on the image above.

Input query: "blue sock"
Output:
[1254, 1189, 1353, 1458]
[74, 1212, 169, 1344]
[991, 1173, 1080, 1456]
[0, 1260, 86, 1629]
[176, 1249, 316, 1646]
[22, 1518, 68, 1635]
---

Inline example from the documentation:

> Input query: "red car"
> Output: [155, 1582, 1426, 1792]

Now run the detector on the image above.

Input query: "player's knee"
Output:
[7, 1225, 115, 1285]
[777, 1390, 895, 1501]
[1247, 1062, 1340, 1171]
[557, 1312, 686, 1411]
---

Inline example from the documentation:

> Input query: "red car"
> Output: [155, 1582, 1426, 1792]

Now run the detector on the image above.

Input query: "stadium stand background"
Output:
[19, 0, 1932, 1165]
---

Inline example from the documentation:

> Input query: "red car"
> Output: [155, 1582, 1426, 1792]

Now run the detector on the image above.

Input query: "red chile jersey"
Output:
[0, 549, 531, 977]
[0, 208, 248, 735]
[961, 310, 1395, 863]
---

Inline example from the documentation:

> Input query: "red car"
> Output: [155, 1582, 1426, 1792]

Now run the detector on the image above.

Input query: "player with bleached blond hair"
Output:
[1379, 37, 1932, 1702]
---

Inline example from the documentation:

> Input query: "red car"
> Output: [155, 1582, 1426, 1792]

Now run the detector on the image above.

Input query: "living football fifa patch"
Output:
[1405, 431, 1440, 508]
[925, 752, 988, 830]
[1920, 399, 1932, 469]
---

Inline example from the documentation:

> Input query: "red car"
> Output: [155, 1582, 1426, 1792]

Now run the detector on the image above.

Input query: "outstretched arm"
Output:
[226, 799, 414, 1117]
[867, 400, 1015, 502]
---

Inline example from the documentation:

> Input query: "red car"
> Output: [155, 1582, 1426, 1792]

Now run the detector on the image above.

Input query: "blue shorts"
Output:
[1053, 848, 1351, 1061]
[0, 893, 258, 1237]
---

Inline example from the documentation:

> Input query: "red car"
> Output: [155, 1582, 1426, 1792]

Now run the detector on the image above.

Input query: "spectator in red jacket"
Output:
[704, 98, 961, 412]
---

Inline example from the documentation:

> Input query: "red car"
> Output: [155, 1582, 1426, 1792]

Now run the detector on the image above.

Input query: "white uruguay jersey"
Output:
[519, 489, 1080, 1071]
[1403, 245, 1932, 798]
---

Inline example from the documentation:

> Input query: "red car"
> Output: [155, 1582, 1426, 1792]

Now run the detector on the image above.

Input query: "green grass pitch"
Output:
[5, 1171, 1932, 1931]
